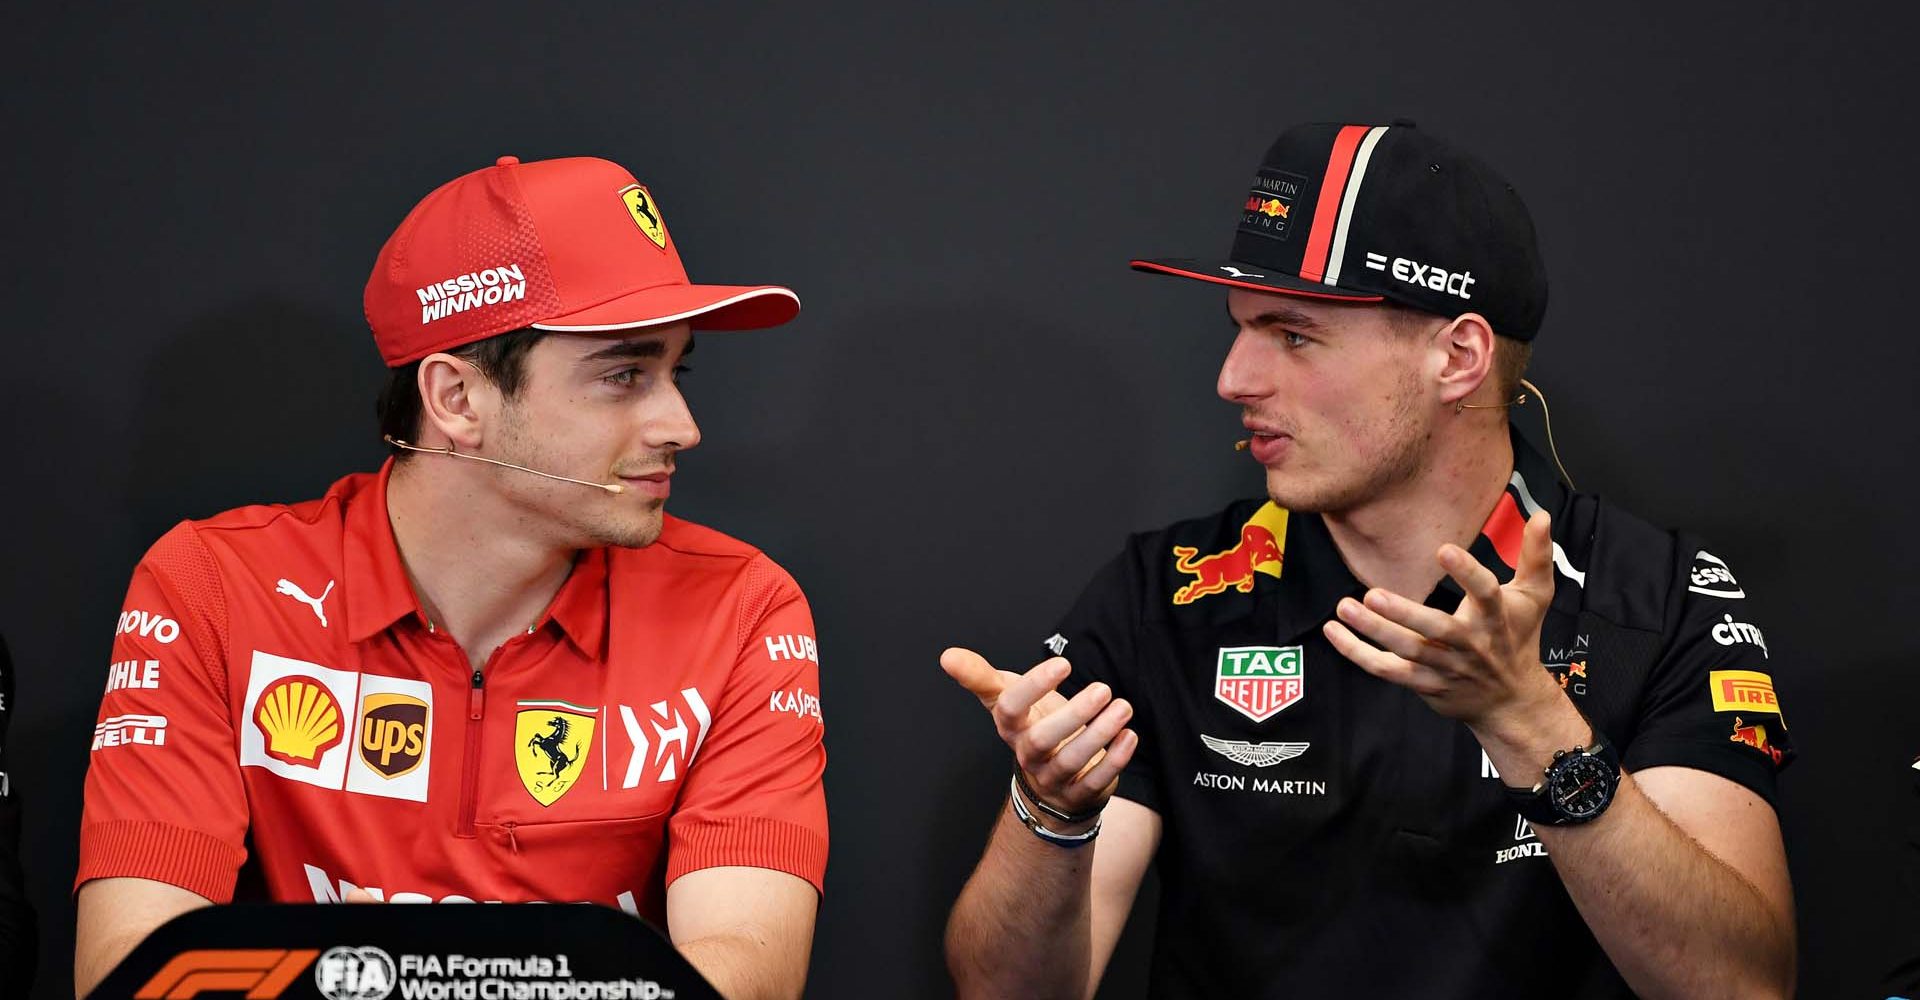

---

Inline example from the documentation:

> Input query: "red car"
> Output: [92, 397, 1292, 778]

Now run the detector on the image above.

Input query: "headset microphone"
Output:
[382, 436, 627, 494]
[1226, 378, 1575, 489]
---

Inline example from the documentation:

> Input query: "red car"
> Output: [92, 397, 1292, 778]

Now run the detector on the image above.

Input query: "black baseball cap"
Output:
[1132, 121, 1550, 340]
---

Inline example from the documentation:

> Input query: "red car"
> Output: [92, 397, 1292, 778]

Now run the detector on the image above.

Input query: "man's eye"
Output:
[672, 364, 693, 384]
[605, 368, 640, 386]
[1283, 331, 1309, 348]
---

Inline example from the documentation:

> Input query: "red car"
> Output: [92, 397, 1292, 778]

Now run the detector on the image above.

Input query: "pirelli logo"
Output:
[136, 948, 319, 998]
[1709, 670, 1780, 715]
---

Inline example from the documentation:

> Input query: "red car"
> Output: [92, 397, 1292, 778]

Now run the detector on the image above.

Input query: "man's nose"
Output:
[1216, 328, 1269, 404]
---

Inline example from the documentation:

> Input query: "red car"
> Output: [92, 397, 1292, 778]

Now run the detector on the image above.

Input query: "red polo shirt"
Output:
[77, 461, 827, 923]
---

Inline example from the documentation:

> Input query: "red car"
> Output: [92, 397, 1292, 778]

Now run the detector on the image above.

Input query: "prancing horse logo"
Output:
[528, 716, 579, 787]
[619, 184, 669, 250]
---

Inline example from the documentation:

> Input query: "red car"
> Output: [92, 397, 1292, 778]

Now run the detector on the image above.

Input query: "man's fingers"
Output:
[991, 657, 1072, 734]
[1039, 697, 1134, 782]
[1360, 588, 1462, 642]
[1073, 728, 1138, 796]
[1514, 511, 1556, 593]
[940, 647, 1006, 707]
[1025, 681, 1112, 757]
[1438, 544, 1504, 612]
[1323, 619, 1435, 692]
[1345, 593, 1463, 666]
[342, 887, 379, 904]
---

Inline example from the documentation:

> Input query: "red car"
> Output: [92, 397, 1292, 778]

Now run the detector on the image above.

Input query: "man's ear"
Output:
[415, 354, 494, 450]
[1433, 312, 1497, 409]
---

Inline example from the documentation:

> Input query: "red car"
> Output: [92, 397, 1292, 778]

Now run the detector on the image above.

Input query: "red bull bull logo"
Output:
[1242, 195, 1290, 218]
[1171, 504, 1289, 605]
[1729, 717, 1784, 765]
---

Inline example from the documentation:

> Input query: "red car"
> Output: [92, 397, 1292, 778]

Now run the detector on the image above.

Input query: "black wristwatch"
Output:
[1503, 730, 1621, 826]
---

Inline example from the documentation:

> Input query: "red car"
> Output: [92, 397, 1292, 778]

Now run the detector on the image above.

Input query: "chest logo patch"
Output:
[1214, 645, 1304, 723]
[240, 651, 360, 790]
[1200, 734, 1309, 767]
[255, 676, 344, 766]
[1170, 503, 1289, 605]
[358, 693, 428, 778]
[516, 701, 598, 807]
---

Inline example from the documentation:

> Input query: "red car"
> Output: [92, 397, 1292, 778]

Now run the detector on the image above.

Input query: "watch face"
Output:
[1547, 752, 1616, 821]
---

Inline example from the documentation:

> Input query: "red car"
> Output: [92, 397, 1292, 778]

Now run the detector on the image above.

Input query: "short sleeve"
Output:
[1621, 544, 1793, 807]
[1048, 547, 1163, 813]
[666, 557, 828, 893]
[75, 522, 250, 901]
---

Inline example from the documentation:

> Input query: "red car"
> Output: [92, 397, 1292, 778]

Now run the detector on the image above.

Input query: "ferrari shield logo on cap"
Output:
[516, 700, 598, 806]
[619, 184, 669, 250]
[1214, 646, 1304, 723]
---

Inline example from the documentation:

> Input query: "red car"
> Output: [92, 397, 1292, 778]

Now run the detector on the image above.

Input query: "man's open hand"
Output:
[941, 647, 1138, 821]
[1322, 511, 1563, 730]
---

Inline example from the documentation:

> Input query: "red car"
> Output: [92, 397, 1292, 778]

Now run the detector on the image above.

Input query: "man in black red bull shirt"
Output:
[942, 122, 1797, 998]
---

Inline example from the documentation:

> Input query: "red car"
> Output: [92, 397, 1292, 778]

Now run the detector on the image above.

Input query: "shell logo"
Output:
[254, 675, 345, 767]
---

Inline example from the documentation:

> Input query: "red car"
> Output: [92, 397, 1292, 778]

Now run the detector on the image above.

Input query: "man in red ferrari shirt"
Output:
[75, 155, 827, 1000]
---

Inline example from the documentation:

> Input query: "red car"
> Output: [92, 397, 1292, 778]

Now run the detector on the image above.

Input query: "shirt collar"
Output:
[543, 547, 608, 660]
[1269, 427, 1572, 642]
[343, 459, 423, 643]
[343, 457, 611, 658]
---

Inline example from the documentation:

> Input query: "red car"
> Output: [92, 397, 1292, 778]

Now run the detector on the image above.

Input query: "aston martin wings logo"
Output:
[1200, 734, 1309, 767]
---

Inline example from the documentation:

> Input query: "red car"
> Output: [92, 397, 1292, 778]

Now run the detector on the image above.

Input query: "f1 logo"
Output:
[135, 948, 319, 999]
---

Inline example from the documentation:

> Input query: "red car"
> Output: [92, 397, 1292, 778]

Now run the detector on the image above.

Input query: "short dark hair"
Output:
[376, 328, 548, 449]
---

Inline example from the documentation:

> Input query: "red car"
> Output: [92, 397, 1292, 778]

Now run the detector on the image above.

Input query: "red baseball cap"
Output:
[364, 155, 800, 366]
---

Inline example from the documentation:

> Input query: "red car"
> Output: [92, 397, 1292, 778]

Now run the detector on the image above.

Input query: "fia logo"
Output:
[313, 945, 396, 1000]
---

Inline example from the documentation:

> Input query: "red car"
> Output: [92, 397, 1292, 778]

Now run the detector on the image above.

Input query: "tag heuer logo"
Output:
[1214, 645, 1304, 722]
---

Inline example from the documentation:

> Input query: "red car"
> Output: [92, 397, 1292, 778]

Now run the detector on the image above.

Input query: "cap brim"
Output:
[1130, 258, 1384, 303]
[531, 283, 800, 333]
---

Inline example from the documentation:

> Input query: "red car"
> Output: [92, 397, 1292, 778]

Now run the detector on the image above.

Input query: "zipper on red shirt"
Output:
[456, 666, 485, 838]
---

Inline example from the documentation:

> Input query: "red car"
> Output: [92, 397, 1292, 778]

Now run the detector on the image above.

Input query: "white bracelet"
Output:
[1008, 774, 1102, 848]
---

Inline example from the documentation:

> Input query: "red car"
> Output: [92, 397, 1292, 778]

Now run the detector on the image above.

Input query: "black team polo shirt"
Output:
[1048, 431, 1793, 999]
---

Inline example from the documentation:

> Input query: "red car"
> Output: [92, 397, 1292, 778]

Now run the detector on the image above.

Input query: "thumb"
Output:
[342, 887, 380, 903]
[941, 647, 1007, 707]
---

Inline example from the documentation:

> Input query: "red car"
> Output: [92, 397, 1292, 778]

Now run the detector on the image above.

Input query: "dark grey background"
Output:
[4, 2, 1913, 996]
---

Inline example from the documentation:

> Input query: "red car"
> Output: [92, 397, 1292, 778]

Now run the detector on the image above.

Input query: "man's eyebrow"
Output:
[1228, 304, 1325, 331]
[578, 334, 695, 364]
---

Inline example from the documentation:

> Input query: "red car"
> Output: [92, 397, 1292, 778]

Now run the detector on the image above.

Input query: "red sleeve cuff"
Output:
[75, 820, 245, 903]
[668, 816, 828, 895]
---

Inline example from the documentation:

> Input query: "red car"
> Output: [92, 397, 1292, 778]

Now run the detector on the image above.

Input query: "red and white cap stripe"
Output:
[1298, 124, 1391, 287]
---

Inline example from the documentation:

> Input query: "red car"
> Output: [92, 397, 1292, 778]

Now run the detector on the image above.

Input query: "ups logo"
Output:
[359, 692, 428, 778]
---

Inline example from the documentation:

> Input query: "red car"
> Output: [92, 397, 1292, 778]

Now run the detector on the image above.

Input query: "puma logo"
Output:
[275, 578, 335, 628]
